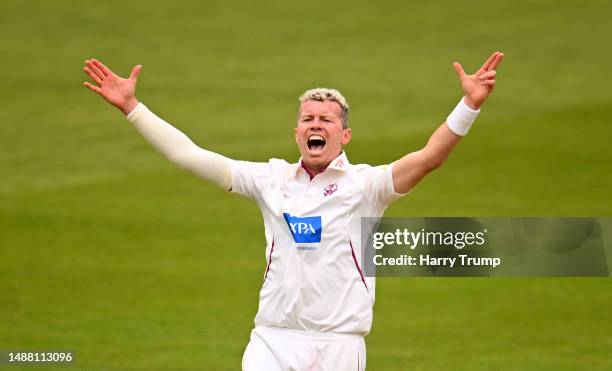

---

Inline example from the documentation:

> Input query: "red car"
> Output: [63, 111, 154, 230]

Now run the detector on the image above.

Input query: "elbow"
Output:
[422, 157, 445, 173]
[418, 148, 447, 173]
[165, 149, 198, 169]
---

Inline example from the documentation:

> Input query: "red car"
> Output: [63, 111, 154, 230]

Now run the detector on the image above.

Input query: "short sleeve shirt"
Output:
[230, 152, 405, 335]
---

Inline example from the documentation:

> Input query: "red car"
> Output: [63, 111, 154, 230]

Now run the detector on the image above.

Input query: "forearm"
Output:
[420, 123, 462, 170]
[420, 96, 480, 168]
[391, 98, 480, 193]
[126, 103, 232, 190]
[391, 124, 460, 193]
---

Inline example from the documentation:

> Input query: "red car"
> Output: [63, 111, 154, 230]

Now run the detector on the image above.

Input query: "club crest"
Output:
[323, 183, 338, 197]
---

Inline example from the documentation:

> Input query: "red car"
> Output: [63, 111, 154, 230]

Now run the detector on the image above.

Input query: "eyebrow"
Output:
[300, 113, 335, 119]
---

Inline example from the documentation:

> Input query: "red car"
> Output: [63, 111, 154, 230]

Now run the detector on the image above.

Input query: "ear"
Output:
[294, 127, 299, 144]
[341, 128, 352, 145]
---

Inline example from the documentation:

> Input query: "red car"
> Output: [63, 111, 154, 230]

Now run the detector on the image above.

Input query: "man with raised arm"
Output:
[83, 51, 504, 371]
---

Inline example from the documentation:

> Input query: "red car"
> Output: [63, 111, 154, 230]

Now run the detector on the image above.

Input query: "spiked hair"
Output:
[298, 88, 349, 129]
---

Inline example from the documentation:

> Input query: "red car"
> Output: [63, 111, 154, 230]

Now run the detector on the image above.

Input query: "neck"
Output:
[301, 151, 343, 179]
[301, 161, 326, 180]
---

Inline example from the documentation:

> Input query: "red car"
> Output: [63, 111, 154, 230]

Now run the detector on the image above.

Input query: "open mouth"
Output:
[307, 134, 326, 152]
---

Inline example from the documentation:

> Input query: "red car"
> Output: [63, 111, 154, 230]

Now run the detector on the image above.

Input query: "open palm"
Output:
[83, 59, 142, 115]
[453, 51, 504, 109]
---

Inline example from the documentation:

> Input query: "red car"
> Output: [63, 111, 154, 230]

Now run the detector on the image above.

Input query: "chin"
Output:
[302, 155, 323, 168]
[308, 152, 326, 161]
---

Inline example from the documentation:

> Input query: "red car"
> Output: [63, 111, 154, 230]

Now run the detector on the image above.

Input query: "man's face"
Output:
[295, 100, 352, 172]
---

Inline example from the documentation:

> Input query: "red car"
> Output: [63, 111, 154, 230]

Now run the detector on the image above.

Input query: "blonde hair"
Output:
[298, 88, 349, 129]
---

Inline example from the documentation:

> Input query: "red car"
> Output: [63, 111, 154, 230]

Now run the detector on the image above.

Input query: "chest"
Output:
[264, 173, 360, 246]
[276, 172, 358, 216]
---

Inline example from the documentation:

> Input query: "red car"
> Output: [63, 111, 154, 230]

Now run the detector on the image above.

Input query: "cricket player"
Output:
[83, 51, 504, 370]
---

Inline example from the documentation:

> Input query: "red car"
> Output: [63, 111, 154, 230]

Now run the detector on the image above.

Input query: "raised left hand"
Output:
[453, 51, 504, 109]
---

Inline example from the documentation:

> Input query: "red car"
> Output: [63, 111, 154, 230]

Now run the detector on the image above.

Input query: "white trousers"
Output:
[242, 325, 366, 371]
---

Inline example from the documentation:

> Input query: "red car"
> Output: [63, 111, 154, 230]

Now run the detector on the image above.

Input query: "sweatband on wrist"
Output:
[446, 97, 480, 136]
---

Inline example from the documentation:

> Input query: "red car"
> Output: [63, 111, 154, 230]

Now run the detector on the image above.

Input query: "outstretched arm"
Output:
[391, 51, 504, 194]
[82, 59, 232, 190]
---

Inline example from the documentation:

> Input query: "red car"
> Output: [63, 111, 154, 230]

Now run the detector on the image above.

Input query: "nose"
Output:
[309, 118, 323, 130]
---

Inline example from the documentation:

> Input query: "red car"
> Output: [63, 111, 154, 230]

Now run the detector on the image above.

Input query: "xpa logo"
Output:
[283, 213, 322, 243]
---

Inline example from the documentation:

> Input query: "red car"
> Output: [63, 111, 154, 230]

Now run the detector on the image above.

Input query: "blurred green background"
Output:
[1, 0, 611, 370]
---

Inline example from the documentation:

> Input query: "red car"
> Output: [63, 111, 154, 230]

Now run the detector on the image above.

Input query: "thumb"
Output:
[453, 62, 466, 79]
[129, 65, 143, 81]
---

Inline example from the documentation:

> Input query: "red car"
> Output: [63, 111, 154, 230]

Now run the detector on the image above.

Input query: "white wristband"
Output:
[446, 97, 480, 136]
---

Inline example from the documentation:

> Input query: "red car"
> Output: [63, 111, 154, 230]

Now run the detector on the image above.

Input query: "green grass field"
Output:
[1, 0, 611, 370]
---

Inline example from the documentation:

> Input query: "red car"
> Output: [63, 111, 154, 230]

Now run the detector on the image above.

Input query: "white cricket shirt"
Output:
[124, 104, 407, 336]
[231, 152, 406, 336]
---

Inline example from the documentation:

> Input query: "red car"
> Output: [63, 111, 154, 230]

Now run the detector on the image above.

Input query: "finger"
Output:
[83, 81, 102, 95]
[83, 66, 102, 84]
[488, 52, 505, 71]
[480, 80, 496, 87]
[86, 59, 106, 80]
[453, 62, 466, 78]
[479, 70, 497, 80]
[129, 65, 143, 81]
[91, 58, 112, 76]
[480, 51, 499, 71]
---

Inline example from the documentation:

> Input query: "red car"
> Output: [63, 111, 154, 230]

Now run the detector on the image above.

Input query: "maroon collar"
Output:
[300, 161, 324, 180]
[298, 152, 348, 180]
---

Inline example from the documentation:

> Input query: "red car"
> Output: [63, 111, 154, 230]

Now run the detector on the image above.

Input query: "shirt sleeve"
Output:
[359, 162, 409, 206]
[229, 160, 274, 200]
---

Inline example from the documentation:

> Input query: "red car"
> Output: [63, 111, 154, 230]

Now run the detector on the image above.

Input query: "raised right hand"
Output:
[83, 59, 142, 115]
[452, 51, 504, 110]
